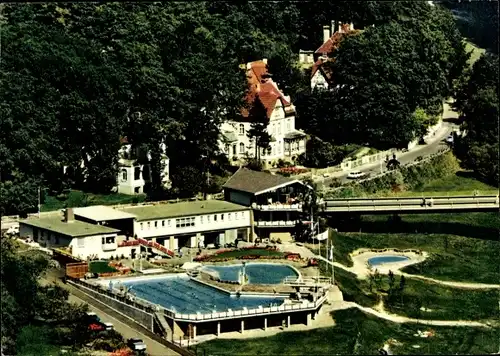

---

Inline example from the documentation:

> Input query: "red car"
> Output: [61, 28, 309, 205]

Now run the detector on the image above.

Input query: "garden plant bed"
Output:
[195, 247, 285, 262]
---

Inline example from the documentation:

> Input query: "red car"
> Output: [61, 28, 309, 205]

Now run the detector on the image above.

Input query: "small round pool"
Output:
[368, 255, 409, 266]
[202, 263, 299, 284]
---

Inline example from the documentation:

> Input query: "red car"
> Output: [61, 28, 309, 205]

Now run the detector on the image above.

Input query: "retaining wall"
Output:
[68, 279, 154, 331]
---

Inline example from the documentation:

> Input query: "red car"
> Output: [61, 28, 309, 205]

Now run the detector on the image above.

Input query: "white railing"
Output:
[255, 220, 296, 227]
[257, 204, 302, 211]
[283, 276, 332, 285]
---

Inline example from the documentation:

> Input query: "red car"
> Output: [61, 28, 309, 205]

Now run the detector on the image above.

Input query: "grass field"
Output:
[89, 261, 117, 274]
[41, 190, 146, 212]
[465, 40, 486, 67]
[199, 308, 499, 355]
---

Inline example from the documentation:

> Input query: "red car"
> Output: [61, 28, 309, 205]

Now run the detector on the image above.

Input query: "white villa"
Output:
[220, 59, 307, 166]
[115, 137, 171, 195]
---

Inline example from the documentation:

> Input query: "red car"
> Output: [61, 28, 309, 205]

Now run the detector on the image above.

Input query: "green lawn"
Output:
[326, 227, 500, 285]
[382, 278, 499, 322]
[207, 248, 285, 260]
[347, 171, 498, 199]
[465, 40, 486, 67]
[199, 308, 499, 355]
[41, 190, 146, 212]
[89, 261, 117, 274]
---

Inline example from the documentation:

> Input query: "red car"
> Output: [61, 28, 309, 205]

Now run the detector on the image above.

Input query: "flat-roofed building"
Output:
[119, 200, 252, 251]
[19, 208, 121, 260]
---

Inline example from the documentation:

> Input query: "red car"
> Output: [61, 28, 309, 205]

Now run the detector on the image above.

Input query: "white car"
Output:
[446, 135, 454, 143]
[6, 225, 19, 236]
[347, 171, 366, 179]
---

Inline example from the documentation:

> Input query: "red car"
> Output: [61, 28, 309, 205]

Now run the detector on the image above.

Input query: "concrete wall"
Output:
[69, 280, 154, 331]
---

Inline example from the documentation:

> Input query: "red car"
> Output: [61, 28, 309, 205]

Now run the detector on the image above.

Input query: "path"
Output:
[315, 255, 500, 290]
[331, 301, 492, 328]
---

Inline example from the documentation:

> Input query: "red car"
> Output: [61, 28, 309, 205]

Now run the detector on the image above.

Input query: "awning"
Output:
[284, 130, 307, 140]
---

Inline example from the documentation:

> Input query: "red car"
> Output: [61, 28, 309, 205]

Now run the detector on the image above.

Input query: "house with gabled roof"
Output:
[219, 59, 307, 166]
[223, 167, 312, 242]
[311, 22, 360, 91]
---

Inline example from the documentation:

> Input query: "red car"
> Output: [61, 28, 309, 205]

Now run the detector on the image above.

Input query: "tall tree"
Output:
[453, 54, 499, 185]
[246, 98, 272, 161]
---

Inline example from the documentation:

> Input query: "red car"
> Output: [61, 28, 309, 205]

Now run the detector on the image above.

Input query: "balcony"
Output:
[255, 220, 297, 228]
[256, 203, 302, 211]
[102, 243, 117, 251]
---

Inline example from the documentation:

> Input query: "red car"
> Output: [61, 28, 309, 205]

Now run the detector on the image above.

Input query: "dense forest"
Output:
[0, 2, 496, 216]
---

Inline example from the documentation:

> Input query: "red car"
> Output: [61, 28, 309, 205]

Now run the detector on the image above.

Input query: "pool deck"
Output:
[350, 249, 428, 279]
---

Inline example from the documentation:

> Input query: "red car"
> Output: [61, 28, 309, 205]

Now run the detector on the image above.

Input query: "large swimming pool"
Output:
[368, 255, 409, 266]
[119, 275, 286, 314]
[202, 263, 299, 284]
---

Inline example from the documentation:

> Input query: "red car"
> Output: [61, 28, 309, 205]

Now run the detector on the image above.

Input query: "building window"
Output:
[77, 238, 85, 248]
[102, 236, 115, 244]
[175, 217, 195, 228]
[168, 220, 171, 227]
[286, 119, 291, 132]
[232, 144, 237, 155]
[214, 214, 218, 222]
[278, 142, 282, 154]
[162, 220, 165, 227]
[154, 221, 158, 228]
[221, 214, 224, 221]
[147, 222, 151, 229]
[207, 215, 211, 223]
[239, 124, 245, 135]
[239, 142, 245, 154]
[140, 223, 144, 230]
[200, 215, 204, 224]
[228, 213, 231, 221]
[121, 169, 127, 182]
[277, 122, 281, 135]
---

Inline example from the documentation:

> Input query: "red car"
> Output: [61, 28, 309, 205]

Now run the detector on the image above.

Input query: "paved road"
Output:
[68, 293, 180, 356]
[316, 101, 459, 188]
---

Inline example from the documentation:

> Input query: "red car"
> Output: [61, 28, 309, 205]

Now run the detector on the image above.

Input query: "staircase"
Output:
[154, 312, 173, 340]
[118, 238, 175, 258]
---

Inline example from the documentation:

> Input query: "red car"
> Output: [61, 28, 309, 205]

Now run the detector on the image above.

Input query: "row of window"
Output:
[238, 119, 292, 136]
[139, 211, 246, 230]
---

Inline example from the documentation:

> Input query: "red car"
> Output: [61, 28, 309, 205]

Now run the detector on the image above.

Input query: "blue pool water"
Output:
[202, 263, 299, 284]
[368, 255, 410, 266]
[121, 275, 285, 314]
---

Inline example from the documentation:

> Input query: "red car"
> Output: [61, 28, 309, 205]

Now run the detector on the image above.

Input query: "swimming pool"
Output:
[202, 263, 299, 284]
[119, 275, 286, 314]
[368, 255, 409, 266]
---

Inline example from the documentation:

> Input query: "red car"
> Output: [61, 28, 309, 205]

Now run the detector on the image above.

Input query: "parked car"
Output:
[347, 171, 366, 179]
[6, 225, 19, 236]
[446, 135, 454, 143]
[127, 338, 147, 354]
[85, 312, 113, 331]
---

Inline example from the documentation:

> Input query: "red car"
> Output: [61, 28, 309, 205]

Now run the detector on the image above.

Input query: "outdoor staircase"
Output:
[154, 312, 173, 340]
[118, 238, 175, 258]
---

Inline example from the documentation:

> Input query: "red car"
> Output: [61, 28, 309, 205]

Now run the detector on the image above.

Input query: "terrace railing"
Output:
[256, 203, 303, 211]
[255, 220, 296, 227]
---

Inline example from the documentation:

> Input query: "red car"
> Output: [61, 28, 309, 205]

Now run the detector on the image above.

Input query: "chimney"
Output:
[64, 208, 75, 223]
[323, 25, 330, 43]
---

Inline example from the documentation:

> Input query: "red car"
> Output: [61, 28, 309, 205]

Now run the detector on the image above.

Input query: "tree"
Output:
[399, 275, 406, 306]
[296, 137, 346, 168]
[453, 53, 499, 185]
[246, 98, 272, 161]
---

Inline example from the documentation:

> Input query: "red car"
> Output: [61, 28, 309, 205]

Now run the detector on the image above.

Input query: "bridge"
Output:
[323, 195, 499, 214]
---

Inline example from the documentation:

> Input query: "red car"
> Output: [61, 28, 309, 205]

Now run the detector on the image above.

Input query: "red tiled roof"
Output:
[240, 60, 292, 121]
[311, 59, 334, 83]
[315, 24, 360, 55]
